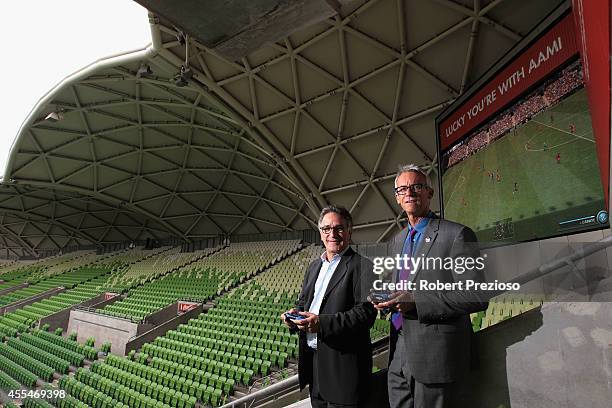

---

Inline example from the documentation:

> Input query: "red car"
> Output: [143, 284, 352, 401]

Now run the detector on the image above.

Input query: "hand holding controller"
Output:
[285, 313, 306, 321]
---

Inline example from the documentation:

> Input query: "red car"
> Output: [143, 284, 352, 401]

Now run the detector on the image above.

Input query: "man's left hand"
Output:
[292, 312, 320, 333]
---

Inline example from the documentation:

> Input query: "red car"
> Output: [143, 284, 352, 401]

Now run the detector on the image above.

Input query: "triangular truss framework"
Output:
[2, 0, 564, 254]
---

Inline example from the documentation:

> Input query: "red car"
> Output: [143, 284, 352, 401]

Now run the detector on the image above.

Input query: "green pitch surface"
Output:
[442, 87, 606, 243]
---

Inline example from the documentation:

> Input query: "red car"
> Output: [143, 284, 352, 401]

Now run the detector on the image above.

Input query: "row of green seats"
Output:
[12, 269, 111, 321]
[103, 356, 234, 398]
[34, 329, 97, 361]
[0, 277, 28, 292]
[100, 269, 222, 320]
[207, 306, 282, 321]
[0, 353, 38, 387]
[197, 315, 291, 339]
[370, 318, 390, 341]
[191, 313, 295, 345]
[0, 265, 46, 283]
[154, 332, 288, 369]
[0, 321, 19, 338]
[142, 342, 254, 385]
[20, 333, 84, 367]
[0, 366, 22, 390]
[60, 374, 154, 408]
[0, 274, 110, 339]
[23, 398, 55, 408]
[0, 342, 55, 381]
[76, 366, 197, 408]
[146, 355, 236, 394]
[0, 266, 107, 307]
[0, 315, 30, 338]
[166, 328, 292, 363]
[52, 392, 89, 408]
[7, 337, 70, 374]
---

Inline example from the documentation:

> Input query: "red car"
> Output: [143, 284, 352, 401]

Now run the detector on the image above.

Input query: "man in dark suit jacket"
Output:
[282, 206, 376, 407]
[375, 164, 489, 408]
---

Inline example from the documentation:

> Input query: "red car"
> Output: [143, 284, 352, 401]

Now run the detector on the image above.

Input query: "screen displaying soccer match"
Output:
[437, 13, 608, 244]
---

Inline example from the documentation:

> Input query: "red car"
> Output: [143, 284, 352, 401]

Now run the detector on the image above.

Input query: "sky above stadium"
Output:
[0, 0, 151, 178]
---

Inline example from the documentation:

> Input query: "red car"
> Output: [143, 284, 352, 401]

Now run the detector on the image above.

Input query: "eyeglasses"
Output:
[319, 225, 346, 235]
[394, 184, 428, 195]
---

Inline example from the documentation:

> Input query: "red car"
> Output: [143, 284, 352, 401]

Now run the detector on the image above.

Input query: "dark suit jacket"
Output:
[296, 247, 377, 405]
[388, 216, 489, 384]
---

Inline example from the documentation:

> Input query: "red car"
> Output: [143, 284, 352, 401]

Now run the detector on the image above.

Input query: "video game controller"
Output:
[369, 291, 393, 303]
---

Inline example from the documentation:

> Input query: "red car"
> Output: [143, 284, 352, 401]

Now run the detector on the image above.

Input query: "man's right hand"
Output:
[281, 309, 298, 329]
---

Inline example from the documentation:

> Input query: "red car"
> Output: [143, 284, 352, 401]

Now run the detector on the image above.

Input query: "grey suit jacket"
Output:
[388, 216, 489, 384]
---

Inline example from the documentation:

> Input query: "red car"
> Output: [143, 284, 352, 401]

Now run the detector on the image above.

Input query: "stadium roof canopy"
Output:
[0, 0, 565, 257]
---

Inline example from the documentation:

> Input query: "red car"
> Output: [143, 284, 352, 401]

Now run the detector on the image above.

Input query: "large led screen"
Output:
[437, 12, 608, 244]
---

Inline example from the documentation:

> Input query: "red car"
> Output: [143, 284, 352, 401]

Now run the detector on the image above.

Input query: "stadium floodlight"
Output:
[176, 31, 186, 46]
[173, 33, 192, 87]
[136, 63, 153, 78]
[44, 111, 64, 122]
[173, 65, 193, 87]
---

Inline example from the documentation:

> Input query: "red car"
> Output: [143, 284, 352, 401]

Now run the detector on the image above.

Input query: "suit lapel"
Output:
[322, 247, 353, 300]
[412, 217, 440, 280]
[305, 247, 354, 311]
[304, 259, 322, 310]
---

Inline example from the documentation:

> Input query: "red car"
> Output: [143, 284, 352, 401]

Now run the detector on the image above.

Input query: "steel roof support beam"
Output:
[152, 26, 325, 216]
[320, 172, 396, 195]
[350, 0, 409, 218]
[460, 0, 480, 94]
[0, 206, 100, 245]
[0, 217, 37, 257]
[431, 0, 520, 41]
[12, 179, 188, 241]
[271, 44, 432, 160]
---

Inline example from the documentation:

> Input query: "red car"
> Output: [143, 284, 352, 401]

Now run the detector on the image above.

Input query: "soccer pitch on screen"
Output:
[442, 87, 607, 243]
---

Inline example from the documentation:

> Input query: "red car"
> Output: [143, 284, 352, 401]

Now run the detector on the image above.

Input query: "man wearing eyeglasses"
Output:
[281, 206, 376, 407]
[374, 164, 488, 408]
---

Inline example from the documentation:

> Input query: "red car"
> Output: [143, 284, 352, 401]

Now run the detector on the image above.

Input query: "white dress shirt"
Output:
[307, 249, 346, 349]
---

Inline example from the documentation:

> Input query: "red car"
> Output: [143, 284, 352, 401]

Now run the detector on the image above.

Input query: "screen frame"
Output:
[434, 3, 608, 246]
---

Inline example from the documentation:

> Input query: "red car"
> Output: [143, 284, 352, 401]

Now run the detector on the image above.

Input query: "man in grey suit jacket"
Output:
[374, 164, 489, 408]
[282, 206, 376, 407]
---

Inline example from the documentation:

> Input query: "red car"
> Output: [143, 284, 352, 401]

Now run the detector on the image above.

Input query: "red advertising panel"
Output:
[440, 13, 578, 150]
[572, 0, 610, 207]
[104, 292, 119, 301]
[178, 301, 199, 313]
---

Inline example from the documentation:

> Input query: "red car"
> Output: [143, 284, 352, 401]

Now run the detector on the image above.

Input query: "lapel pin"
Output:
[425, 237, 431, 243]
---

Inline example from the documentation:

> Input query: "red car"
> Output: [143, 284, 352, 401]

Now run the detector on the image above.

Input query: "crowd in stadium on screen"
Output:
[445, 61, 583, 168]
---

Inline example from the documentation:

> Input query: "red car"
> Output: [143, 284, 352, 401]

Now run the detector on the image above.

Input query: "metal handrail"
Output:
[221, 375, 299, 408]
[507, 234, 612, 286]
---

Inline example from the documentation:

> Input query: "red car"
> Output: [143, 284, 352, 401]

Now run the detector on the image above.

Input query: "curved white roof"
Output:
[1, 0, 565, 254]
